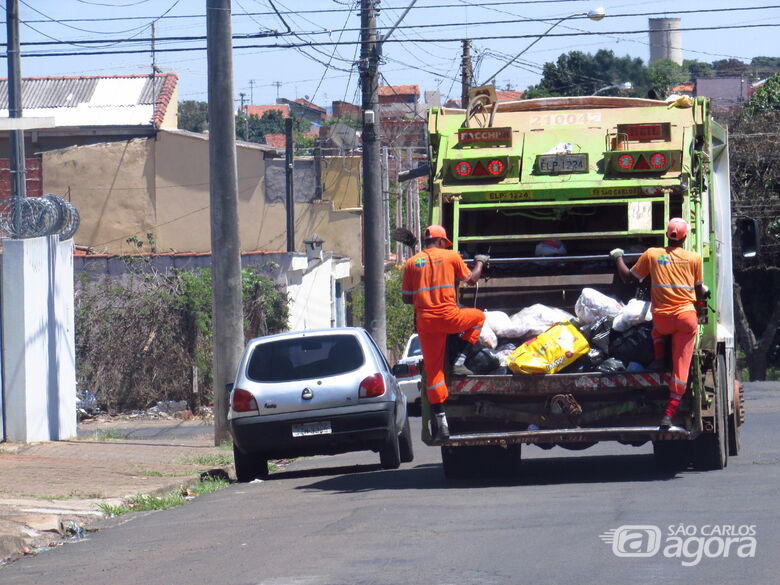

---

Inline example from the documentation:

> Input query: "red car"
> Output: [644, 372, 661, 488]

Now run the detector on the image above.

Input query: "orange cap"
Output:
[424, 224, 453, 248]
[666, 218, 689, 240]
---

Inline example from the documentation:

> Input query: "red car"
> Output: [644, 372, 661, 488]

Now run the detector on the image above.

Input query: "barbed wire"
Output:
[0, 194, 80, 241]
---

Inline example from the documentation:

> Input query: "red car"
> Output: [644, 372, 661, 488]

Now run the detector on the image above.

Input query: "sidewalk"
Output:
[0, 415, 232, 565]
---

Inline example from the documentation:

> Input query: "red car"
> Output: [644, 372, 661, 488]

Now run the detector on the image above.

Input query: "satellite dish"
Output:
[329, 122, 358, 150]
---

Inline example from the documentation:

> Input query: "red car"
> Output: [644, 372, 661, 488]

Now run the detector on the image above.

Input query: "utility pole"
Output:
[239, 92, 248, 139]
[360, 0, 386, 353]
[249, 79, 256, 103]
[207, 0, 243, 445]
[6, 0, 26, 236]
[461, 39, 473, 109]
[272, 81, 281, 100]
[285, 117, 295, 252]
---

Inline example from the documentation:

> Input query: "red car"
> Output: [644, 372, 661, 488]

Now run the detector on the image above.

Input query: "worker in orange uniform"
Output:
[402, 225, 488, 441]
[610, 218, 707, 430]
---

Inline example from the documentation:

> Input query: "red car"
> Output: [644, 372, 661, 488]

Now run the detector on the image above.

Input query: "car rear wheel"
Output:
[399, 416, 414, 463]
[233, 444, 270, 482]
[379, 420, 402, 469]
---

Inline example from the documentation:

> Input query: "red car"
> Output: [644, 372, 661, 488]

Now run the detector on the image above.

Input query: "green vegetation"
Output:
[85, 429, 125, 442]
[176, 453, 234, 467]
[98, 477, 230, 517]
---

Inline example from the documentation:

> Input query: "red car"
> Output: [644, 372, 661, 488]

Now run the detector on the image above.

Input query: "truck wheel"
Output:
[652, 440, 689, 472]
[399, 416, 415, 463]
[233, 444, 270, 482]
[728, 380, 742, 456]
[380, 420, 402, 470]
[690, 354, 729, 470]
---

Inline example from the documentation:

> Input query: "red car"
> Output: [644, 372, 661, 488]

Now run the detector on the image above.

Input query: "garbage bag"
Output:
[612, 298, 652, 332]
[465, 347, 501, 375]
[579, 315, 612, 353]
[488, 366, 510, 375]
[598, 358, 626, 373]
[608, 324, 654, 366]
[484, 310, 513, 337]
[503, 304, 576, 339]
[507, 322, 590, 374]
[479, 318, 498, 349]
[575, 287, 624, 325]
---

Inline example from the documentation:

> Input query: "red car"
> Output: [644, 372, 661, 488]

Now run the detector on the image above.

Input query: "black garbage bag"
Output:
[608, 323, 654, 366]
[580, 316, 612, 353]
[488, 366, 510, 375]
[598, 357, 626, 373]
[465, 347, 501, 374]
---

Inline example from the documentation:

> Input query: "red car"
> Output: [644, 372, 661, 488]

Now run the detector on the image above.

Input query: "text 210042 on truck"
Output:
[418, 90, 758, 479]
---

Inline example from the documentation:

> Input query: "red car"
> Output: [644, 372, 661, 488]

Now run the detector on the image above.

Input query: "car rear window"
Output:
[408, 336, 422, 358]
[247, 334, 365, 382]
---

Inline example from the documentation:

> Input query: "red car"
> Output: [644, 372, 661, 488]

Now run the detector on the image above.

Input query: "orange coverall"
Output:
[631, 246, 703, 418]
[402, 247, 485, 405]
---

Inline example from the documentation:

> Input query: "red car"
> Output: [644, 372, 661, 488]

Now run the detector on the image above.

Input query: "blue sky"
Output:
[8, 1, 780, 108]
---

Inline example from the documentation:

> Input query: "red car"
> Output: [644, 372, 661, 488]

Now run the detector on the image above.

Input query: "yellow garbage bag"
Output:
[507, 322, 590, 374]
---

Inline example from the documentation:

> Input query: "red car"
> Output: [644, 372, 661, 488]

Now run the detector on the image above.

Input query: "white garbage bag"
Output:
[502, 304, 576, 339]
[612, 298, 653, 332]
[535, 239, 567, 256]
[574, 287, 624, 325]
[479, 318, 498, 349]
[484, 310, 513, 337]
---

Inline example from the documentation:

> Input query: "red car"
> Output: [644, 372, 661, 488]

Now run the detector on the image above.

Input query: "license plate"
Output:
[292, 421, 332, 437]
[536, 154, 588, 174]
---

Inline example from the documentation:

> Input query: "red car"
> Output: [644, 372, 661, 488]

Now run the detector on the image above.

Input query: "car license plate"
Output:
[536, 154, 588, 174]
[292, 421, 332, 437]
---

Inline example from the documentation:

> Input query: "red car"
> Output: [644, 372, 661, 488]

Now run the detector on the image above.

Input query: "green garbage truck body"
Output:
[422, 95, 745, 477]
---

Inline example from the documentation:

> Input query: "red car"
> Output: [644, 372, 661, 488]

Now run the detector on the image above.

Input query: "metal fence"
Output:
[0, 194, 79, 240]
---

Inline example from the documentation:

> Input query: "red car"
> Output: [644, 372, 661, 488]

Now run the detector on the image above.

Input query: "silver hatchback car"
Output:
[229, 327, 413, 482]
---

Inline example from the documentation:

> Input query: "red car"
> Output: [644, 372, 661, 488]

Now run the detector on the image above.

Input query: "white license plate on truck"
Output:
[292, 421, 332, 437]
[536, 154, 588, 173]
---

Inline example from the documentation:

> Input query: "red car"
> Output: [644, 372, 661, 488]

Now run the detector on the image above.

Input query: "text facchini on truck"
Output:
[420, 89, 758, 479]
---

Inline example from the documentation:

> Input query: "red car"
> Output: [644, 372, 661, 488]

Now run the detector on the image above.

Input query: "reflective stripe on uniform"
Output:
[426, 380, 446, 391]
[652, 283, 695, 290]
[401, 284, 456, 296]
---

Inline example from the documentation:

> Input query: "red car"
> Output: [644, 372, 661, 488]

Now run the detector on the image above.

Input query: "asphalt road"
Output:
[4, 382, 779, 585]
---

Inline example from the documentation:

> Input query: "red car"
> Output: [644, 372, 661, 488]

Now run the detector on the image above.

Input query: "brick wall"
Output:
[0, 157, 43, 199]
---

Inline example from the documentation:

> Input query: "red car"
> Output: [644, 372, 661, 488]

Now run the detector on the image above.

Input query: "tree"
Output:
[684, 59, 713, 79]
[713, 58, 749, 77]
[178, 100, 209, 132]
[647, 59, 687, 98]
[523, 50, 647, 98]
[236, 110, 311, 144]
[742, 73, 780, 115]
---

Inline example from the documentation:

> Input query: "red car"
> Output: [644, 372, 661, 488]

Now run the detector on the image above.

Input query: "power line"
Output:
[15, 22, 780, 58]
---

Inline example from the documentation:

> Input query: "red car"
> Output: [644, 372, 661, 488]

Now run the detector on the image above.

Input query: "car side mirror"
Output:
[736, 216, 760, 258]
[392, 364, 410, 377]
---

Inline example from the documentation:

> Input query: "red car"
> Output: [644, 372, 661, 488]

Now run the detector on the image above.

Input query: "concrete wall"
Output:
[41, 131, 364, 278]
[2, 236, 76, 442]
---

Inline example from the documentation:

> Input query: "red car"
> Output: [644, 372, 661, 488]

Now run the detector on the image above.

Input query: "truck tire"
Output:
[233, 444, 270, 482]
[690, 354, 729, 470]
[380, 420, 402, 470]
[399, 416, 415, 463]
[728, 380, 742, 456]
[652, 440, 689, 472]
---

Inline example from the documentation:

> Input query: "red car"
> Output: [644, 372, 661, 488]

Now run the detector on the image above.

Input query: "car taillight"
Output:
[232, 388, 258, 412]
[454, 161, 472, 176]
[395, 363, 420, 378]
[359, 373, 385, 398]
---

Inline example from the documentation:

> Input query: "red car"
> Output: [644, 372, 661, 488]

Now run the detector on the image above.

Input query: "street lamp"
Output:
[481, 8, 606, 86]
[592, 81, 633, 95]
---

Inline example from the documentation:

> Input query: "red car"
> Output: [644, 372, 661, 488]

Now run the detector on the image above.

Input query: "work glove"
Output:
[474, 254, 490, 264]
[700, 284, 711, 299]
[609, 248, 624, 260]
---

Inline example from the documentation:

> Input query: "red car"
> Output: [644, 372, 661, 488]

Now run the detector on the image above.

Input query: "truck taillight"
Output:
[232, 388, 258, 412]
[454, 161, 472, 176]
[359, 373, 386, 398]
[487, 159, 505, 175]
[607, 150, 675, 173]
[449, 157, 510, 180]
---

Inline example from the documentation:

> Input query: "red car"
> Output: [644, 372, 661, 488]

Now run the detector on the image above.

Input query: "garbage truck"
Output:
[416, 89, 756, 478]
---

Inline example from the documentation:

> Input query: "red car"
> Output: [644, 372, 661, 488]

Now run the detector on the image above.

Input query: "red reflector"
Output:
[472, 162, 489, 176]
[634, 156, 651, 170]
[359, 373, 386, 398]
[487, 159, 505, 175]
[649, 152, 667, 169]
[232, 388, 258, 412]
[454, 161, 472, 176]
[617, 154, 634, 169]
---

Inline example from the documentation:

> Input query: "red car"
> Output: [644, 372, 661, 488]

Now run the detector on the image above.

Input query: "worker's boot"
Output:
[451, 351, 473, 376]
[430, 403, 450, 441]
[659, 415, 672, 431]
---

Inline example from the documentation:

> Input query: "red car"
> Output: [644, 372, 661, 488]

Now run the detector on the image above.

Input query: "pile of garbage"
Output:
[465, 287, 655, 376]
